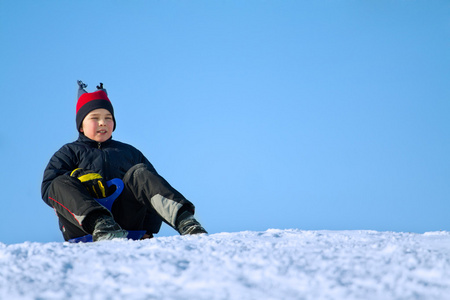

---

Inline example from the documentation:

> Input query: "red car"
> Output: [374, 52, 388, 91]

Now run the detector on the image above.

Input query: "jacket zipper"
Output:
[97, 142, 110, 178]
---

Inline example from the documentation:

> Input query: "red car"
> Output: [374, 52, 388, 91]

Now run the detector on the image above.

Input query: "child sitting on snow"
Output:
[41, 81, 207, 242]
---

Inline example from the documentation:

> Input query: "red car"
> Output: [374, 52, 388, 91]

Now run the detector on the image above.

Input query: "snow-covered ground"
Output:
[1, 229, 450, 300]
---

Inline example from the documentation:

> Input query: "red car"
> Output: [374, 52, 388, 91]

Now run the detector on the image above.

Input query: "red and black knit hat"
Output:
[76, 80, 116, 132]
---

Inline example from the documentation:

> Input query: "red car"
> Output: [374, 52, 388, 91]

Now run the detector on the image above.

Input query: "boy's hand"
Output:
[70, 168, 108, 198]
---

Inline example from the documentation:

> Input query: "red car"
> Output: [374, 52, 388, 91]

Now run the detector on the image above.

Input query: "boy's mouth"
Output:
[98, 130, 108, 134]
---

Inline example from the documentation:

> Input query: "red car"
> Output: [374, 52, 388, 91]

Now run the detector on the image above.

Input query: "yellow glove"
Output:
[71, 168, 108, 198]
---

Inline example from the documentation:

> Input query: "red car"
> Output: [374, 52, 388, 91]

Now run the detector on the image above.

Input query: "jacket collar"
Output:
[77, 133, 113, 148]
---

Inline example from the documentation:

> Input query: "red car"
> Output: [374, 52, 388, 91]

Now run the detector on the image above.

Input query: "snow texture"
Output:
[1, 229, 450, 300]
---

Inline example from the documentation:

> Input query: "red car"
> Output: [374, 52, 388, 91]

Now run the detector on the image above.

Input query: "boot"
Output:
[92, 215, 128, 241]
[176, 211, 207, 235]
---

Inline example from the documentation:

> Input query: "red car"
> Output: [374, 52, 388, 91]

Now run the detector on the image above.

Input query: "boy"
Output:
[41, 81, 207, 242]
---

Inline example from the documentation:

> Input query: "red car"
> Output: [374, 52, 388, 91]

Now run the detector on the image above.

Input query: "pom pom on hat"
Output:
[76, 80, 116, 132]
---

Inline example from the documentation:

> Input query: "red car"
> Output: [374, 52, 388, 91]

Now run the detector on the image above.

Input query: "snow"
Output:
[1, 230, 450, 300]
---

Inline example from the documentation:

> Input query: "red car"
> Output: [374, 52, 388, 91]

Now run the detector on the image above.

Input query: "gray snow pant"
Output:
[48, 163, 195, 241]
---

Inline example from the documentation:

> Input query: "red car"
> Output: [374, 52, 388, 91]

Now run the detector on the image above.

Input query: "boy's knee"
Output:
[50, 174, 68, 186]
[49, 174, 82, 193]
[123, 163, 149, 182]
[130, 163, 148, 173]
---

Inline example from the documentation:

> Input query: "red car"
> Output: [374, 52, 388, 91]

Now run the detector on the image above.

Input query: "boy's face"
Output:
[80, 108, 114, 143]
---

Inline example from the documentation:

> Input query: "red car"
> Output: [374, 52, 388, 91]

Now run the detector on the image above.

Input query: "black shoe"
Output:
[92, 215, 128, 241]
[177, 212, 207, 235]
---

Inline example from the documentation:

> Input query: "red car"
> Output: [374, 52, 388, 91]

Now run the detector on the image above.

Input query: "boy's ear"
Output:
[79, 126, 84, 133]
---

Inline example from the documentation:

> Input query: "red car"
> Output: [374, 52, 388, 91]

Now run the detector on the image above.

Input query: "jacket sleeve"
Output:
[41, 145, 77, 207]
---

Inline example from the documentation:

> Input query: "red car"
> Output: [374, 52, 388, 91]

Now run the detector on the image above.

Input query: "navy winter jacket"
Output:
[41, 133, 158, 207]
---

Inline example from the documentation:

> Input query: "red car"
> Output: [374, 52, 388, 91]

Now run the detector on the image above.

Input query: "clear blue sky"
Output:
[1, 1, 449, 244]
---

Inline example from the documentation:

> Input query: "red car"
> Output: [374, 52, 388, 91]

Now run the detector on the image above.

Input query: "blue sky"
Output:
[1, 1, 449, 244]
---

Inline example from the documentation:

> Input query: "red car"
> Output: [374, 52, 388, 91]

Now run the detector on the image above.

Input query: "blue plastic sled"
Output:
[68, 178, 146, 243]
